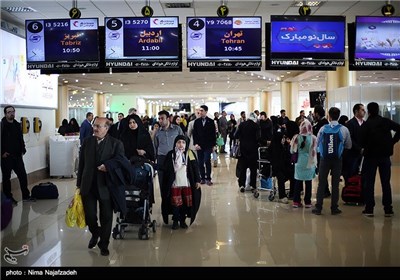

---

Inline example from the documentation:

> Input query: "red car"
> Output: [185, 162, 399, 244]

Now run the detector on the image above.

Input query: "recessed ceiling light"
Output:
[2, 6, 36, 12]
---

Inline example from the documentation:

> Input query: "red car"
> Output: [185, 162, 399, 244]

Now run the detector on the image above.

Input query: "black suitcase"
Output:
[31, 182, 59, 199]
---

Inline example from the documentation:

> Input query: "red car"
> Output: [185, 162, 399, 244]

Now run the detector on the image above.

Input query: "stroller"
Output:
[253, 146, 277, 201]
[112, 162, 156, 240]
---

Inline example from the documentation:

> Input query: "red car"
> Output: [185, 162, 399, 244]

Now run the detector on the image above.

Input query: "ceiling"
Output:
[1, 0, 400, 106]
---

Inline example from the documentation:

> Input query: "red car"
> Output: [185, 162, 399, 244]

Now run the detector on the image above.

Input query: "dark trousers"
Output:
[197, 147, 213, 180]
[276, 174, 295, 199]
[82, 188, 113, 250]
[317, 153, 331, 195]
[315, 158, 342, 210]
[172, 205, 187, 222]
[237, 157, 257, 188]
[220, 133, 227, 152]
[156, 155, 167, 192]
[293, 179, 312, 205]
[1, 156, 30, 199]
[343, 155, 362, 183]
[363, 157, 392, 212]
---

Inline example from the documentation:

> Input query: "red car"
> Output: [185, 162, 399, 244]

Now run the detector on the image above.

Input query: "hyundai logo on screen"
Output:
[108, 32, 120, 40]
[29, 34, 41, 43]
[190, 32, 202, 40]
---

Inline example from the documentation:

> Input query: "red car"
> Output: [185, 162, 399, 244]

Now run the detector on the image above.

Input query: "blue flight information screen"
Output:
[105, 17, 181, 69]
[26, 18, 99, 70]
[186, 17, 262, 70]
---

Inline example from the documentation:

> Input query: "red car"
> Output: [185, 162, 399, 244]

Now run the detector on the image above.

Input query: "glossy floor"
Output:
[1, 154, 399, 267]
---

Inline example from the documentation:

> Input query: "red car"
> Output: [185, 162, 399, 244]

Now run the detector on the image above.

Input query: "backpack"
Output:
[318, 124, 344, 160]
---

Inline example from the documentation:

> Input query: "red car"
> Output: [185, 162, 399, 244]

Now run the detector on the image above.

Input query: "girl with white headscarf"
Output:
[290, 119, 317, 208]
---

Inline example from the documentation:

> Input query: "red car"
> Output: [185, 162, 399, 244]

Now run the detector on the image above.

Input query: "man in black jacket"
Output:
[344, 104, 365, 182]
[360, 102, 400, 217]
[1, 106, 35, 205]
[193, 105, 217, 186]
[77, 117, 125, 256]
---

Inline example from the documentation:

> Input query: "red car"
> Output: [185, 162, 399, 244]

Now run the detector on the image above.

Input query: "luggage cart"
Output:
[253, 146, 276, 201]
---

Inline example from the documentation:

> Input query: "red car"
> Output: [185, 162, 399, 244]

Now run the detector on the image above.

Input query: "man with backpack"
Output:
[312, 107, 352, 215]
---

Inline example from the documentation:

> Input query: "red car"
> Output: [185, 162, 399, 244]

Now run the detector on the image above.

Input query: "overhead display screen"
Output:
[25, 18, 100, 70]
[186, 17, 262, 71]
[267, 15, 346, 70]
[351, 16, 400, 70]
[104, 17, 181, 70]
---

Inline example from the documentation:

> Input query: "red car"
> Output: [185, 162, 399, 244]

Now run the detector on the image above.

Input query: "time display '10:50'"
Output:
[63, 48, 80, 53]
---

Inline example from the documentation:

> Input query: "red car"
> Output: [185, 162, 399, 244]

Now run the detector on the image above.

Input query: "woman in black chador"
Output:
[162, 135, 202, 230]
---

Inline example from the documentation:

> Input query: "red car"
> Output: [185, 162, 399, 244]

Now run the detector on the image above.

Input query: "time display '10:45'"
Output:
[224, 46, 242, 52]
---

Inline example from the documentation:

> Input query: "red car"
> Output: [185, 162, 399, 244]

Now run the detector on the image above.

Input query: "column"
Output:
[56, 85, 69, 128]
[280, 81, 298, 120]
[260, 90, 271, 115]
[93, 93, 106, 117]
[247, 96, 255, 114]
[326, 66, 356, 106]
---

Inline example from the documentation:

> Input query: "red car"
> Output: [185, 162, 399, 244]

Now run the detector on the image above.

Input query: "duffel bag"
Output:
[31, 182, 59, 199]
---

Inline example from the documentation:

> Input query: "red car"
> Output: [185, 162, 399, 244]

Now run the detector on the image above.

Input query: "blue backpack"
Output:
[318, 124, 344, 159]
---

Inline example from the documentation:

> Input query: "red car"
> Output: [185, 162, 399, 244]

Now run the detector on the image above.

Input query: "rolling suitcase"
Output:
[341, 157, 364, 205]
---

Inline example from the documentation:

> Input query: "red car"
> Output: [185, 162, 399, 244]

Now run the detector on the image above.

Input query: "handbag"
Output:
[216, 134, 224, 146]
[65, 189, 86, 228]
[291, 152, 298, 164]
[31, 182, 59, 199]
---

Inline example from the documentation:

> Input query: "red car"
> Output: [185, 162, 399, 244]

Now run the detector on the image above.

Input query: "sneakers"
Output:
[244, 185, 253, 192]
[206, 180, 213, 186]
[22, 196, 36, 202]
[278, 197, 288, 204]
[312, 208, 322, 215]
[304, 204, 313, 208]
[362, 210, 374, 217]
[292, 202, 303, 208]
[331, 208, 342, 215]
[239, 186, 245, 193]
[384, 210, 394, 217]
[200, 180, 206, 184]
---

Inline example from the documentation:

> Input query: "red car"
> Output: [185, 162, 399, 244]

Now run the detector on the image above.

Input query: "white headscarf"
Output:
[290, 119, 317, 168]
[174, 147, 186, 171]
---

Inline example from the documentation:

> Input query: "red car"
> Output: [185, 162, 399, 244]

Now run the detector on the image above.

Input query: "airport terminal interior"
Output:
[1, 158, 399, 267]
[1, 0, 400, 268]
